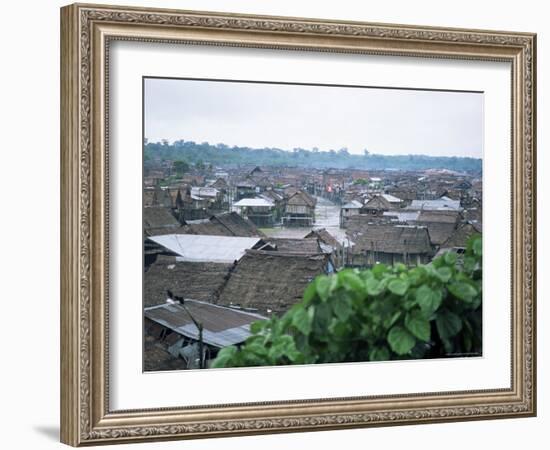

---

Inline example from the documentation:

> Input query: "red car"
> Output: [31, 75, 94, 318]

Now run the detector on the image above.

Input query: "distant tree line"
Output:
[144, 140, 482, 173]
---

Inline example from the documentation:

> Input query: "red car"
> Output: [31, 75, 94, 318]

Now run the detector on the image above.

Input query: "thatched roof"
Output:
[364, 195, 392, 211]
[149, 185, 174, 208]
[417, 210, 460, 224]
[261, 190, 284, 203]
[348, 224, 432, 254]
[180, 221, 233, 236]
[180, 212, 263, 237]
[423, 222, 457, 246]
[212, 212, 263, 236]
[143, 207, 181, 235]
[143, 325, 187, 372]
[235, 179, 255, 188]
[305, 228, 342, 249]
[217, 250, 328, 315]
[286, 191, 316, 208]
[144, 255, 234, 307]
[143, 189, 155, 208]
[283, 186, 300, 197]
[463, 207, 482, 225]
[262, 238, 322, 254]
[386, 188, 417, 201]
[415, 210, 460, 245]
[346, 214, 394, 230]
[441, 222, 481, 249]
[210, 178, 228, 189]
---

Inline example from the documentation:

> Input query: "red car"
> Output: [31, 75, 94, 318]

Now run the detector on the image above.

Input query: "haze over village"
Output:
[143, 79, 483, 371]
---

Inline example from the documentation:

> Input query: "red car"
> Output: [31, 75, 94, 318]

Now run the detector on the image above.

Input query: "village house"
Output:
[283, 190, 316, 227]
[234, 180, 257, 200]
[382, 210, 420, 223]
[340, 199, 363, 228]
[385, 186, 417, 203]
[146, 234, 265, 264]
[414, 210, 460, 249]
[233, 197, 276, 226]
[406, 196, 462, 211]
[144, 255, 235, 306]
[346, 223, 433, 267]
[435, 222, 482, 258]
[362, 195, 393, 216]
[260, 237, 325, 256]
[463, 204, 482, 226]
[368, 176, 383, 189]
[180, 212, 263, 238]
[259, 189, 285, 221]
[144, 184, 174, 209]
[208, 177, 232, 208]
[305, 228, 344, 267]
[216, 249, 331, 316]
[143, 206, 182, 236]
[144, 299, 266, 370]
[191, 187, 222, 209]
[180, 173, 205, 186]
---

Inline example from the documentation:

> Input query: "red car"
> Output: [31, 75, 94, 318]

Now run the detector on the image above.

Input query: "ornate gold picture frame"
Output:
[60, 3, 536, 446]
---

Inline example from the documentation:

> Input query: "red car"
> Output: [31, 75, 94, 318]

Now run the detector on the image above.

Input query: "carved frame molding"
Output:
[60, 3, 536, 446]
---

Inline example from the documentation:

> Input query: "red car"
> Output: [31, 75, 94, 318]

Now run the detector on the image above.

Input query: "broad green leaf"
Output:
[371, 263, 388, 278]
[245, 342, 269, 357]
[394, 263, 407, 273]
[384, 310, 402, 328]
[387, 325, 416, 355]
[415, 285, 442, 315]
[436, 310, 463, 340]
[405, 310, 431, 342]
[442, 338, 454, 354]
[268, 335, 295, 361]
[436, 266, 453, 283]
[365, 278, 383, 296]
[250, 320, 267, 334]
[388, 279, 409, 296]
[211, 346, 238, 368]
[333, 296, 352, 321]
[408, 266, 427, 286]
[302, 281, 318, 303]
[291, 306, 312, 335]
[316, 275, 337, 302]
[431, 255, 444, 268]
[312, 301, 332, 333]
[444, 251, 457, 266]
[369, 346, 391, 361]
[473, 237, 482, 256]
[338, 270, 364, 293]
[463, 256, 478, 273]
[329, 319, 350, 338]
[448, 282, 477, 303]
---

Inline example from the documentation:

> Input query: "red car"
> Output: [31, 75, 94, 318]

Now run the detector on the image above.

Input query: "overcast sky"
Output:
[144, 78, 483, 158]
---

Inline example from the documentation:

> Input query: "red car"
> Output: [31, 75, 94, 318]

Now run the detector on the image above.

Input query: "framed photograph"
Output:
[60, 3, 536, 446]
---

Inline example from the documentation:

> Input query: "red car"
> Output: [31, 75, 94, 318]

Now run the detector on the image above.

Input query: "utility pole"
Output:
[180, 305, 205, 369]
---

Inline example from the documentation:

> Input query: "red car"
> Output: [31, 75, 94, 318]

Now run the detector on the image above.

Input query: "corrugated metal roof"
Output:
[342, 200, 363, 209]
[191, 187, 219, 198]
[148, 234, 261, 263]
[233, 198, 274, 207]
[144, 300, 267, 348]
[383, 211, 420, 222]
[406, 197, 462, 211]
[381, 193, 402, 203]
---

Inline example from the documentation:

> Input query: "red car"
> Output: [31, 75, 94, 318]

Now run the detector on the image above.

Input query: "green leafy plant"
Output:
[212, 235, 482, 368]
